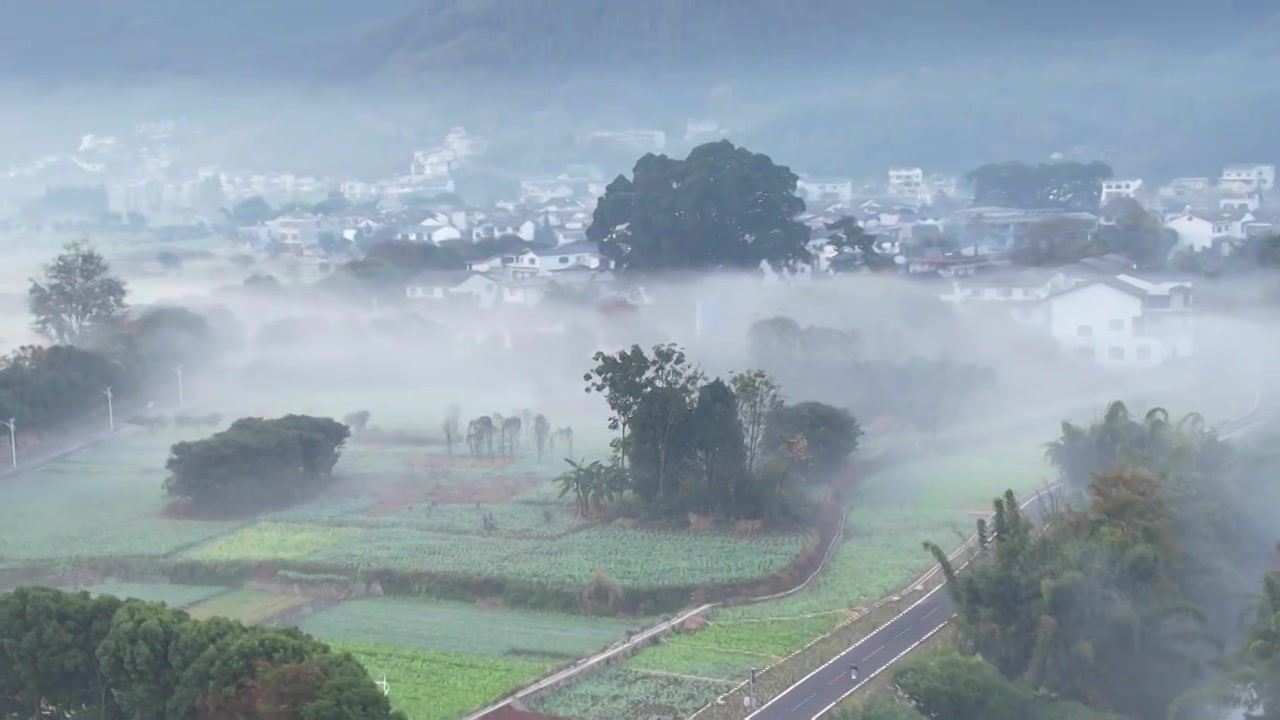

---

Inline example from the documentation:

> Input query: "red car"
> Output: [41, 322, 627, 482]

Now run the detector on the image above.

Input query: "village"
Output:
[217, 151, 1271, 372]
[0, 120, 1272, 376]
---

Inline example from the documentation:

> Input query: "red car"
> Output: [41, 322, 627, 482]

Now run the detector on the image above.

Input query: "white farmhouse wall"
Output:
[1164, 215, 1215, 252]
[1047, 284, 1156, 367]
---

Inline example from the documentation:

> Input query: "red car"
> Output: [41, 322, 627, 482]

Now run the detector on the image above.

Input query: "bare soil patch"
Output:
[412, 453, 518, 469]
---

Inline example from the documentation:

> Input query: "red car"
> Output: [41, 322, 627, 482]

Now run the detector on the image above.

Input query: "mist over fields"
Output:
[3, 3, 1280, 719]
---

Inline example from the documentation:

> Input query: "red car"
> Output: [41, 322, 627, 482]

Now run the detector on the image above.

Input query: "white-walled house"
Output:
[1165, 209, 1254, 253]
[1220, 164, 1275, 192]
[940, 259, 1193, 368]
[940, 268, 1073, 326]
[1164, 213, 1216, 252]
[513, 241, 607, 271]
[797, 177, 854, 204]
[1045, 275, 1192, 367]
[404, 270, 499, 307]
[888, 167, 928, 202]
[1100, 179, 1144, 206]
[265, 213, 332, 247]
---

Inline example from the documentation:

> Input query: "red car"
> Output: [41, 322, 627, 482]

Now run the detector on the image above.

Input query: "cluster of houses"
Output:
[938, 254, 1193, 369]
[226, 162, 1280, 370]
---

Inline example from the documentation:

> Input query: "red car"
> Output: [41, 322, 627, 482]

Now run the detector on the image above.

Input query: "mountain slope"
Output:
[0, 0, 1274, 83]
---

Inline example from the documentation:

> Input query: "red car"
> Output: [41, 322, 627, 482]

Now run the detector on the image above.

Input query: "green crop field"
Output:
[530, 667, 728, 720]
[298, 597, 647, 660]
[184, 523, 361, 562]
[0, 428, 238, 563]
[180, 519, 809, 589]
[329, 640, 550, 720]
[186, 589, 311, 624]
[77, 581, 230, 608]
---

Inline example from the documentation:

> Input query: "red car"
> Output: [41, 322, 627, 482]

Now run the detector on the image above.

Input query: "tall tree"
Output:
[690, 378, 748, 515]
[825, 216, 895, 272]
[1013, 216, 1100, 266]
[763, 401, 862, 479]
[966, 161, 1113, 211]
[586, 140, 811, 274]
[584, 345, 653, 467]
[1100, 197, 1170, 266]
[28, 240, 128, 344]
[730, 369, 785, 475]
[626, 345, 703, 502]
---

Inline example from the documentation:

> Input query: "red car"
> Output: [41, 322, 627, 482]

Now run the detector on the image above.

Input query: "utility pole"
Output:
[173, 365, 185, 408]
[101, 386, 114, 432]
[2, 417, 15, 469]
[747, 667, 757, 710]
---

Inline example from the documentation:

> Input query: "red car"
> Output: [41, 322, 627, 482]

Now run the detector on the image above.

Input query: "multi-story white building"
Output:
[1220, 163, 1275, 192]
[1100, 179, 1144, 207]
[797, 176, 854, 204]
[888, 167, 927, 201]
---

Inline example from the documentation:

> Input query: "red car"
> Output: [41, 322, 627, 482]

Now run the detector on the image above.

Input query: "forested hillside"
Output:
[0, 0, 1274, 82]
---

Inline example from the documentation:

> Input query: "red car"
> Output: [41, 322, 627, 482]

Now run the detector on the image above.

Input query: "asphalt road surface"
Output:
[744, 488, 1055, 720]
[746, 406, 1273, 720]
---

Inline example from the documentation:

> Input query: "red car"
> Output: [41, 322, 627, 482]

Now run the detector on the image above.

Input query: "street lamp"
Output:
[1, 417, 15, 469]
[173, 365, 185, 408]
[101, 386, 114, 432]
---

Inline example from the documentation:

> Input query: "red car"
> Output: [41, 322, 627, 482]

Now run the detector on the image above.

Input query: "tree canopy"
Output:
[747, 316, 995, 432]
[28, 240, 128, 344]
[0, 300, 227, 436]
[164, 415, 351, 512]
[586, 140, 811, 274]
[894, 401, 1280, 720]
[966, 161, 1113, 211]
[0, 586, 401, 719]
[576, 344, 860, 524]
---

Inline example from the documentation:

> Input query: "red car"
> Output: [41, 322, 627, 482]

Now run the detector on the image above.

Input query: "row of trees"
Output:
[564, 343, 861, 523]
[164, 415, 350, 512]
[0, 586, 401, 719]
[747, 316, 996, 432]
[4, 242, 229, 436]
[849, 402, 1280, 720]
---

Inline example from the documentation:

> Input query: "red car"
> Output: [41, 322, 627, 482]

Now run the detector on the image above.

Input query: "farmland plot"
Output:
[325, 525, 808, 587]
[186, 589, 310, 624]
[298, 597, 646, 659]
[530, 667, 727, 720]
[329, 640, 549, 720]
[77, 582, 229, 608]
[0, 429, 236, 562]
[183, 523, 360, 562]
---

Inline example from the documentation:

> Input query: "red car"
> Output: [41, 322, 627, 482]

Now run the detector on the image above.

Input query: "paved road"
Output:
[744, 488, 1055, 720]
[747, 407, 1273, 720]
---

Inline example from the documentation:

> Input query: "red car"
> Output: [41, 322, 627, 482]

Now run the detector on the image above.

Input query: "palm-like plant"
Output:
[556, 460, 629, 518]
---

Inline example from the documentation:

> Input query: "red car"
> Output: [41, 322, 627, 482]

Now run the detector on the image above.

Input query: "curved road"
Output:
[746, 407, 1272, 720]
